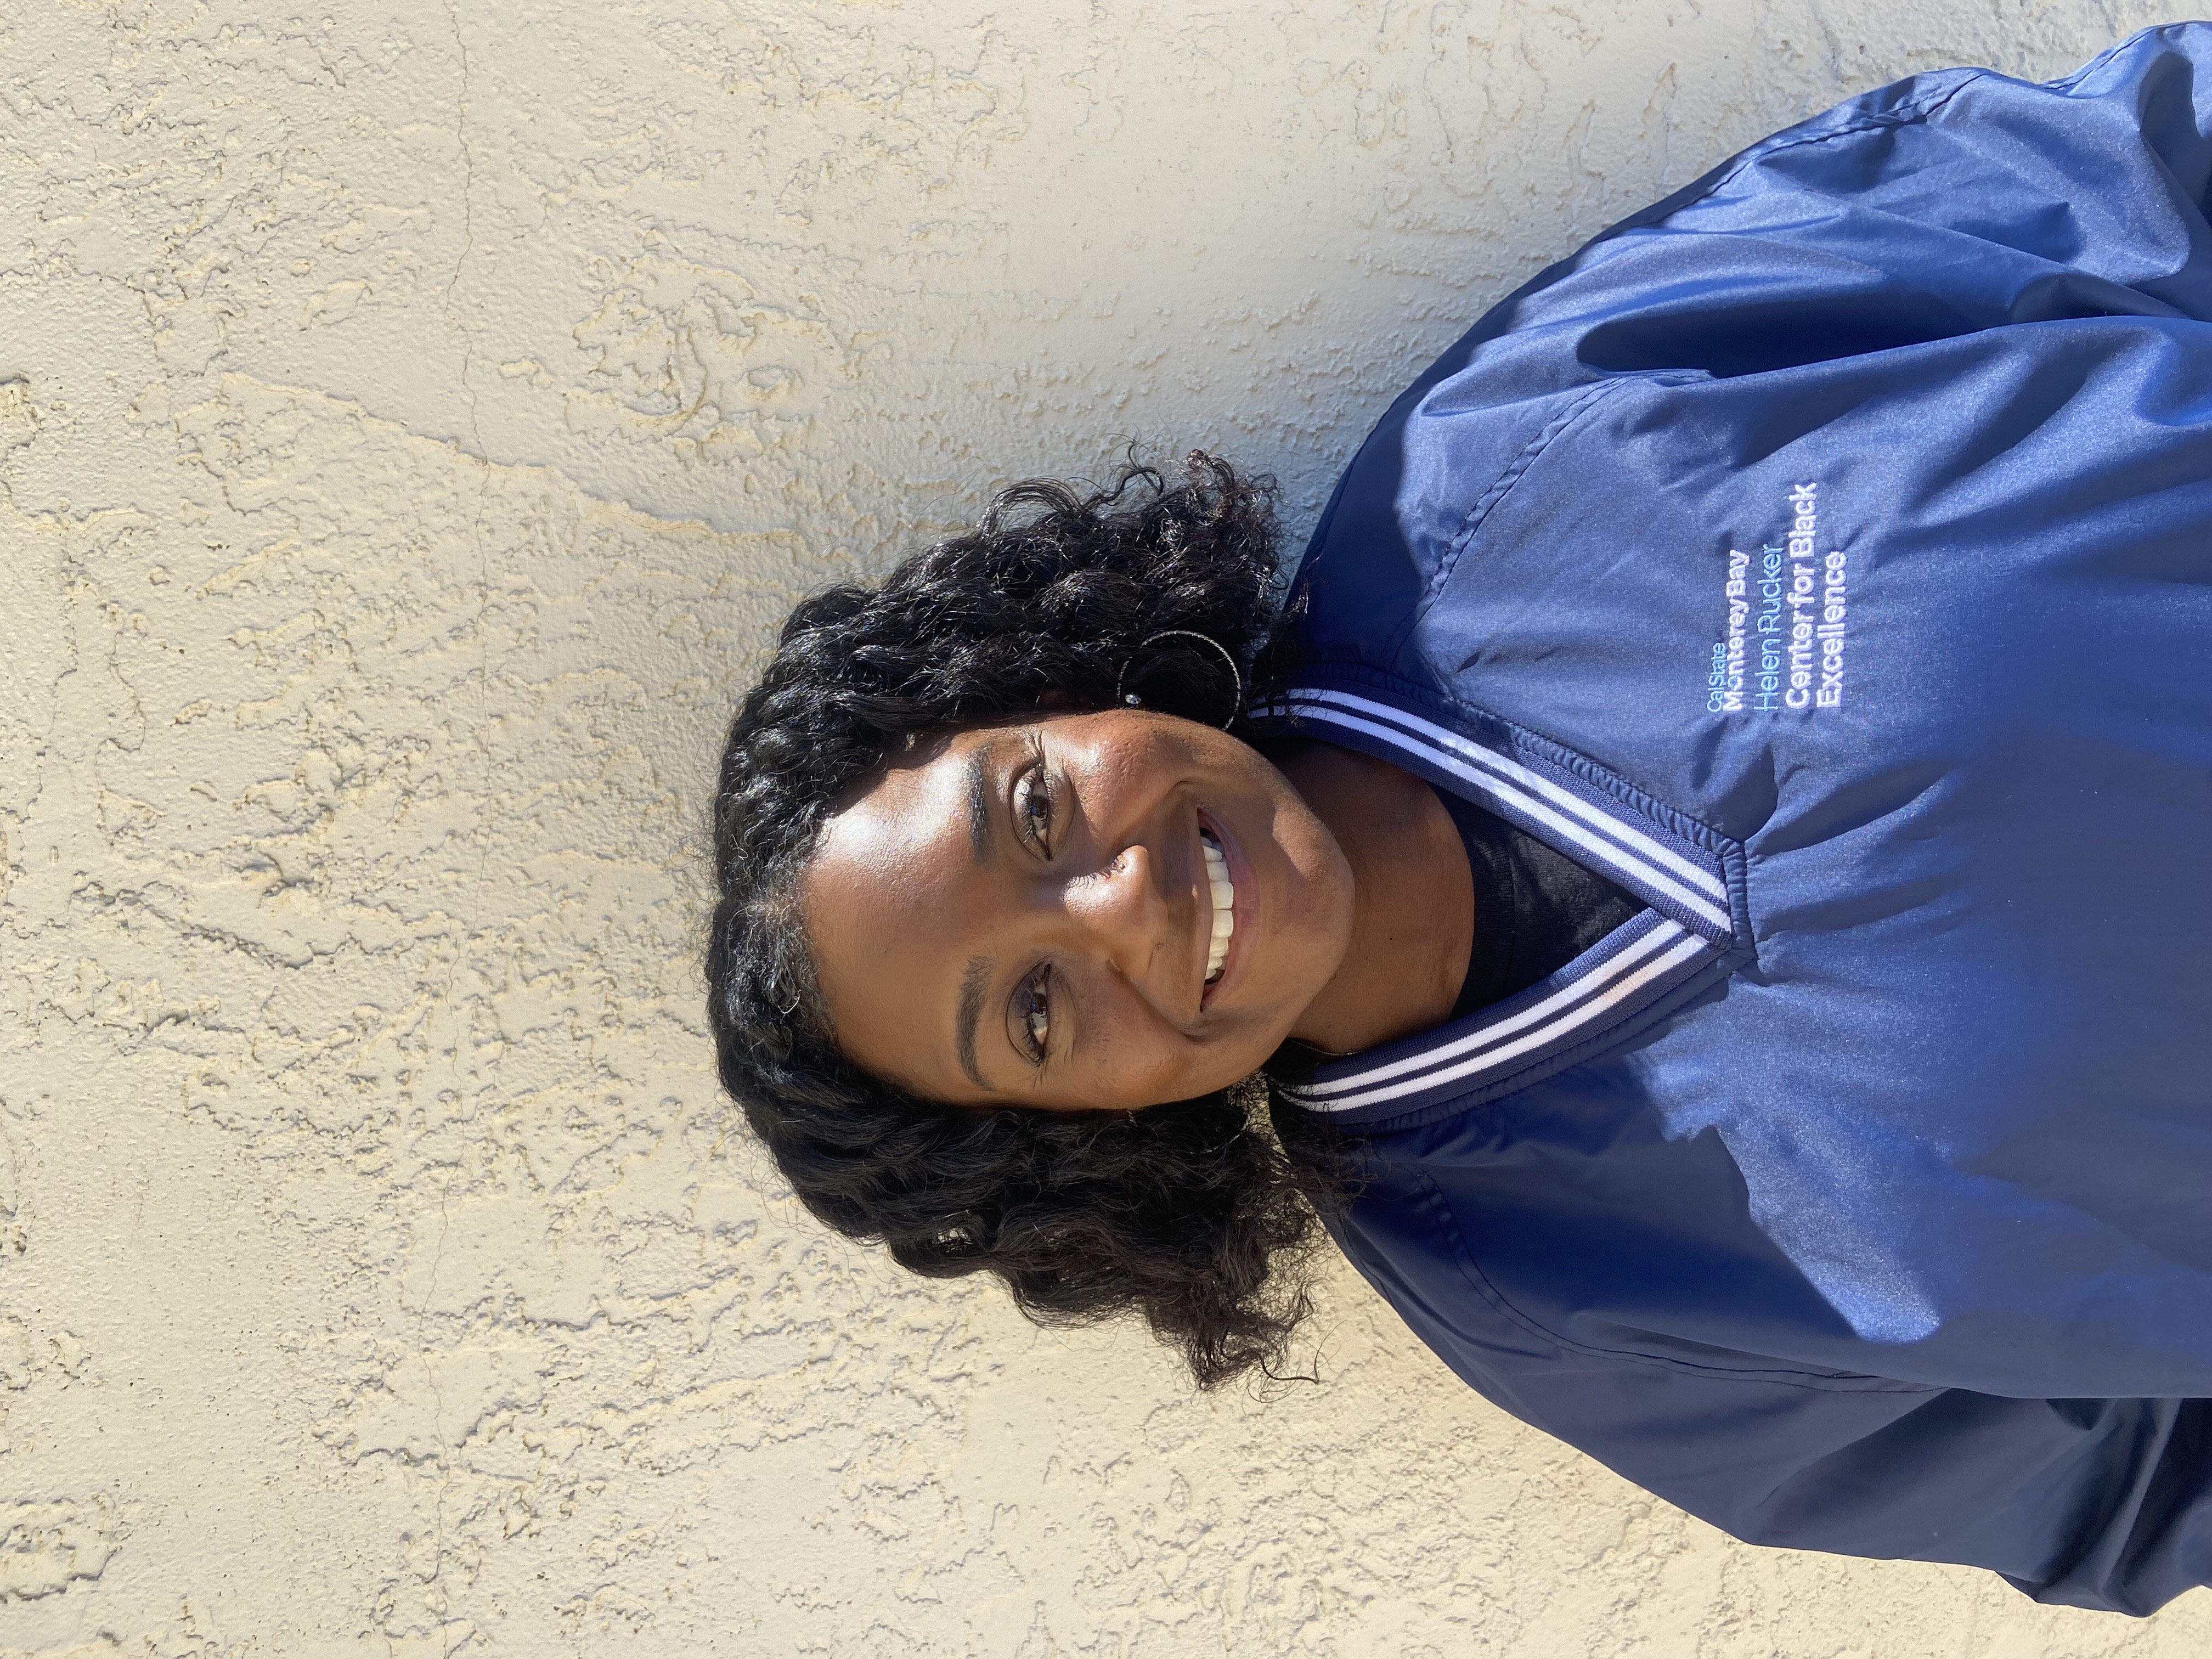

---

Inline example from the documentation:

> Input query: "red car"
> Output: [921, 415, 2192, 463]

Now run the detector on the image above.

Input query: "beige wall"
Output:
[0, 2, 2204, 1653]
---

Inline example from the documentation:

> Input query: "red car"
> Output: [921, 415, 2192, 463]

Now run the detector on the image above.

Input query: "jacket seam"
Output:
[1677, 72, 1985, 210]
[1387, 379, 1627, 662]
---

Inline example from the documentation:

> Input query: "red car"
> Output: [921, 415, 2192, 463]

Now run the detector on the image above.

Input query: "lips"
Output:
[1199, 827, 1235, 985]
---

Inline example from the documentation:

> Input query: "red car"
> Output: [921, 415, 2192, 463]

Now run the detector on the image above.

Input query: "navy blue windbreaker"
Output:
[1251, 25, 2212, 1616]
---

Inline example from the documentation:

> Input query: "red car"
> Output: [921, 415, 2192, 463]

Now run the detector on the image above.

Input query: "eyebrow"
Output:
[954, 953, 993, 1091]
[965, 747, 994, 866]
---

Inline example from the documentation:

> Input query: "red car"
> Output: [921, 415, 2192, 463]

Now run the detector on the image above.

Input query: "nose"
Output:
[1060, 842, 1173, 987]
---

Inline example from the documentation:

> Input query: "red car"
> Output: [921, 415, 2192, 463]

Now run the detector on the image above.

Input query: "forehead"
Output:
[810, 732, 996, 939]
[820, 732, 981, 869]
[800, 729, 1004, 1096]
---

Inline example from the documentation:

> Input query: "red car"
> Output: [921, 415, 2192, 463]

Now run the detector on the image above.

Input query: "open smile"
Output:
[1196, 812, 1245, 1009]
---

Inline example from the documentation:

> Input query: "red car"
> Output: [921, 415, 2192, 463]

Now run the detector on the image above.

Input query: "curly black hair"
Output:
[706, 453, 1344, 1388]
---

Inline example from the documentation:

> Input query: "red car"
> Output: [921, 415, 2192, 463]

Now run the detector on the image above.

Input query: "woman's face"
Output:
[800, 709, 1354, 1112]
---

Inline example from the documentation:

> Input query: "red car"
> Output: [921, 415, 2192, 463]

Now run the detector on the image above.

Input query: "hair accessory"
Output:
[1115, 629, 1244, 730]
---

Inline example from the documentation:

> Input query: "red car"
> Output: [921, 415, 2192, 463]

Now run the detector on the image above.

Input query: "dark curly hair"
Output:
[706, 453, 1345, 1389]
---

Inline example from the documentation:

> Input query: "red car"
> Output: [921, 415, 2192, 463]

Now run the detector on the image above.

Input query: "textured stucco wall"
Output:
[1, 2, 2206, 1654]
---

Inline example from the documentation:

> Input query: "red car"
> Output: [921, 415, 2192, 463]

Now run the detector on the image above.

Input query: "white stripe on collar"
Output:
[1250, 685, 1732, 937]
[1282, 913, 1717, 1115]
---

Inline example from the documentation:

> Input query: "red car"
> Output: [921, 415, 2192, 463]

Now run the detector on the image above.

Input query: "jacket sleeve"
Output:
[1330, 1212, 2212, 1616]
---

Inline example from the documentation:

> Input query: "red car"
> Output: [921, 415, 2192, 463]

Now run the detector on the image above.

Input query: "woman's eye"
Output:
[1014, 761, 1053, 854]
[1017, 966, 1052, 1064]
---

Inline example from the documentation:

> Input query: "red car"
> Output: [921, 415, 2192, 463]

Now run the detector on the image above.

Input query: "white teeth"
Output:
[1201, 830, 1234, 984]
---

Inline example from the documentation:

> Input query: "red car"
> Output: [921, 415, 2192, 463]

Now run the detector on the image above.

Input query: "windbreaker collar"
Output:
[1246, 675, 1746, 1130]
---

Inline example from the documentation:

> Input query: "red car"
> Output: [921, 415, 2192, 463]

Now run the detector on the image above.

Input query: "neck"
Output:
[1268, 741, 1474, 1057]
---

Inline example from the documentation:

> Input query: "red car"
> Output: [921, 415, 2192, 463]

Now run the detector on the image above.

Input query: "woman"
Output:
[708, 26, 2212, 1616]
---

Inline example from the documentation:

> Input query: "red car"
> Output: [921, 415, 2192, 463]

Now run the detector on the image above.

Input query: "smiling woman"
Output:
[710, 25, 2212, 1618]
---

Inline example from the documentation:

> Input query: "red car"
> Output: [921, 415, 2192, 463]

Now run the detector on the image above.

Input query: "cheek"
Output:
[1068, 1003, 1226, 1110]
[1096, 1046, 1246, 1113]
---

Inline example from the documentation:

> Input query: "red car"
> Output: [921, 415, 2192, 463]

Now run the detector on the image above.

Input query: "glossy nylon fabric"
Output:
[1284, 26, 2212, 1615]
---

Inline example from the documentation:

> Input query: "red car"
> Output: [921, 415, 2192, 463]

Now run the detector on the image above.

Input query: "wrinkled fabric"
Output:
[1285, 25, 2212, 1615]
